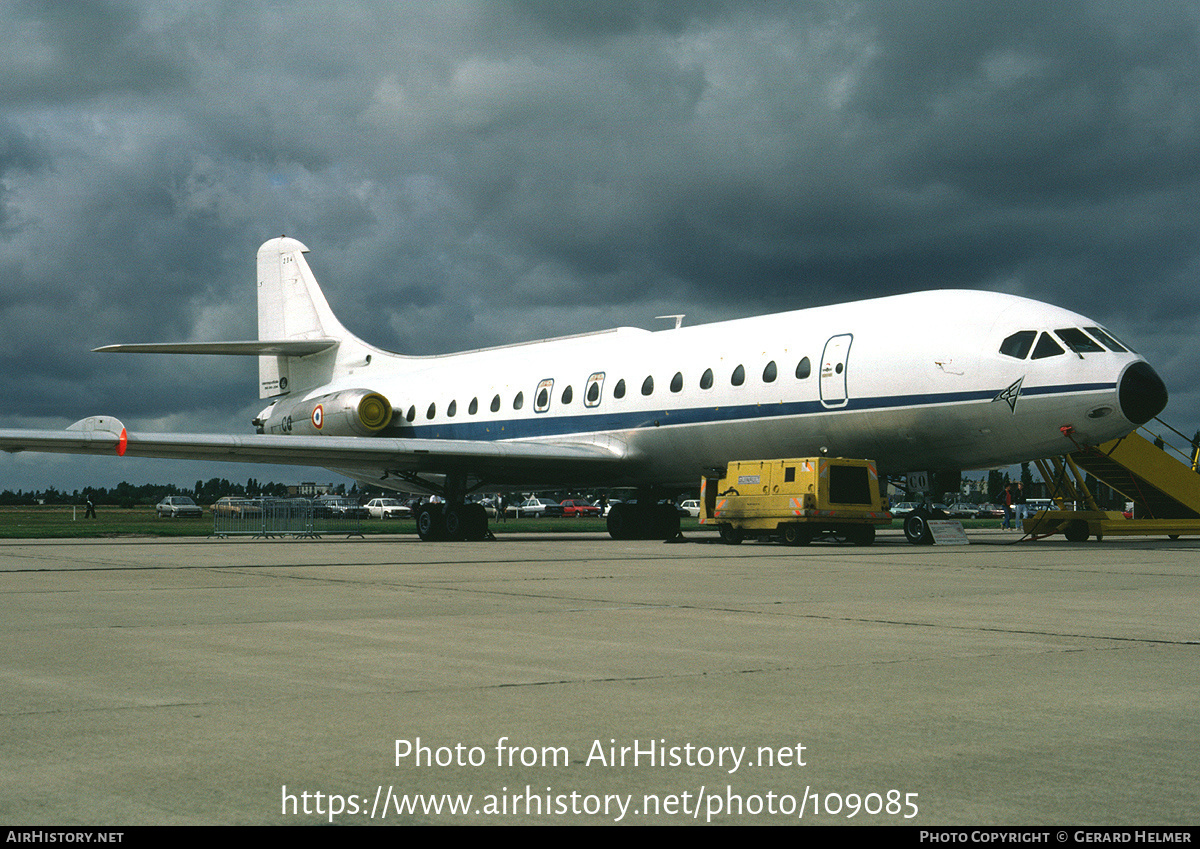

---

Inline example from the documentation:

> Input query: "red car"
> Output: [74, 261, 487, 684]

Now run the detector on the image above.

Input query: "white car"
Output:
[364, 498, 412, 519]
[508, 497, 563, 518]
[678, 499, 701, 517]
[156, 496, 202, 518]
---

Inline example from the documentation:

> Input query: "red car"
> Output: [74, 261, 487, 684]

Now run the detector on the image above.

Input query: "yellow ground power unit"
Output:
[701, 457, 891, 545]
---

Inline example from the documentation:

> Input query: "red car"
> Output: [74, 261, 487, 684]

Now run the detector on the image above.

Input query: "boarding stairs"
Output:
[1025, 418, 1200, 540]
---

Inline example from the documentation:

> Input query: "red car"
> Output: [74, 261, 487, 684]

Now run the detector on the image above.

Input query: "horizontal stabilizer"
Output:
[94, 340, 339, 356]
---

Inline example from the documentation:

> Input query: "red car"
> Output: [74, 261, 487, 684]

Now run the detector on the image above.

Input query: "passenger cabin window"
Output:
[795, 357, 810, 379]
[468, 397, 478, 415]
[763, 361, 777, 382]
[406, 405, 416, 422]
[561, 385, 573, 404]
[641, 376, 654, 396]
[513, 392, 524, 410]
[491, 395, 501, 412]
[1031, 333, 1065, 359]
[587, 382, 600, 403]
[999, 331, 1037, 359]
[731, 364, 745, 386]
[1085, 326, 1128, 353]
[426, 403, 436, 419]
[447, 400, 457, 417]
[670, 372, 683, 392]
[700, 368, 713, 389]
[614, 379, 626, 399]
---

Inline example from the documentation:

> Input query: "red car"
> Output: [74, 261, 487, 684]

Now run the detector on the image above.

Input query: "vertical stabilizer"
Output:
[256, 237, 361, 399]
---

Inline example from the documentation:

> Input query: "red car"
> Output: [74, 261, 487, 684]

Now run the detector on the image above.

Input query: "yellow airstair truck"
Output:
[701, 457, 892, 545]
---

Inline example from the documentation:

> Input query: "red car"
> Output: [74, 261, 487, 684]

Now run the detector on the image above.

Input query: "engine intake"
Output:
[255, 389, 393, 437]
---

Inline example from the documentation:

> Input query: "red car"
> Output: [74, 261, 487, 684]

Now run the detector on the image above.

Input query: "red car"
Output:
[560, 499, 601, 517]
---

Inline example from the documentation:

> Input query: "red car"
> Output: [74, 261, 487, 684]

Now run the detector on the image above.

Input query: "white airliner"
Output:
[0, 237, 1168, 542]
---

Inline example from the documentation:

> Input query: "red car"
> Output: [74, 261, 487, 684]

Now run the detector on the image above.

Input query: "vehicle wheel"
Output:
[416, 504, 445, 541]
[903, 510, 933, 545]
[849, 525, 875, 546]
[781, 524, 811, 546]
[1064, 520, 1089, 542]
[718, 523, 743, 545]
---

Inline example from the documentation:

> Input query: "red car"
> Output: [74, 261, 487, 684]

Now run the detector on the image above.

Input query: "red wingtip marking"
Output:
[117, 428, 128, 457]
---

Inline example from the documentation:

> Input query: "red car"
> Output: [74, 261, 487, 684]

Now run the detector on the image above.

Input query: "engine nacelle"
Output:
[255, 389, 393, 437]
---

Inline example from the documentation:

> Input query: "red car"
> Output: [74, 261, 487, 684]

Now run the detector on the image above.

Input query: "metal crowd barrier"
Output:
[211, 498, 363, 539]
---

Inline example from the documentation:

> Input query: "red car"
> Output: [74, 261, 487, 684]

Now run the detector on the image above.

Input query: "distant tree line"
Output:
[0, 478, 317, 508]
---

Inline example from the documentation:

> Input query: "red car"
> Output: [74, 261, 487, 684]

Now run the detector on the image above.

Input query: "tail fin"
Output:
[256, 237, 373, 399]
[96, 237, 374, 400]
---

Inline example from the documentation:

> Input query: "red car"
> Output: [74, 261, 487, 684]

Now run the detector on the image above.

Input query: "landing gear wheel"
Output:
[416, 504, 445, 541]
[1064, 520, 1089, 542]
[903, 509, 933, 545]
[443, 505, 467, 541]
[649, 503, 681, 540]
[462, 503, 489, 540]
[607, 503, 636, 540]
[781, 524, 811, 546]
[718, 524, 743, 545]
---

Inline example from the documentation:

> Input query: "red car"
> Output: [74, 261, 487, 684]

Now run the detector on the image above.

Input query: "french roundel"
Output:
[311, 404, 323, 429]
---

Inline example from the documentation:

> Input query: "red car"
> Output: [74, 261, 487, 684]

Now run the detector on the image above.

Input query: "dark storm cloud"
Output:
[1, 0, 1199, 491]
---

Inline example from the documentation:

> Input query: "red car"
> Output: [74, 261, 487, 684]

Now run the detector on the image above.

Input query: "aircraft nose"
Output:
[1119, 361, 1168, 425]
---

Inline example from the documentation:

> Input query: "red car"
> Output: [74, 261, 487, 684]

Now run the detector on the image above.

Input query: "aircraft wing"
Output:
[0, 416, 632, 486]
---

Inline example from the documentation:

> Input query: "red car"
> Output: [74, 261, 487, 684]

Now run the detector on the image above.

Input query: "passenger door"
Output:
[820, 334, 852, 408]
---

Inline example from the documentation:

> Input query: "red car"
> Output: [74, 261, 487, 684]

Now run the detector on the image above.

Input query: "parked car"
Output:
[156, 496, 202, 518]
[314, 495, 369, 519]
[946, 502, 977, 518]
[678, 499, 701, 518]
[510, 497, 564, 518]
[890, 502, 919, 517]
[211, 496, 262, 517]
[559, 499, 601, 517]
[364, 498, 411, 519]
[974, 503, 1004, 519]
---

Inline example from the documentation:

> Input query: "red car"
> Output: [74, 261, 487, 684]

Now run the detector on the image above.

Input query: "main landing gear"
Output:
[606, 498, 681, 541]
[415, 502, 491, 542]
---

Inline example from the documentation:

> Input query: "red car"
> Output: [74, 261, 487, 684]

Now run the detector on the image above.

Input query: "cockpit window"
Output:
[1031, 332, 1065, 359]
[1055, 328, 1105, 354]
[1084, 326, 1128, 353]
[999, 331, 1036, 359]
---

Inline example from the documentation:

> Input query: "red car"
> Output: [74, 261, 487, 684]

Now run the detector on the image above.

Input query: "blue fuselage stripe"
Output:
[392, 382, 1115, 442]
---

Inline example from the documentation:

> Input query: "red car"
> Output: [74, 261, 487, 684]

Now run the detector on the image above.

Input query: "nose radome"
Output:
[1119, 362, 1168, 425]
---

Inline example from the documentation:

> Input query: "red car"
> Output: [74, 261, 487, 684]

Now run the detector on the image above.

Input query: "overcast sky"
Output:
[2, 0, 1199, 493]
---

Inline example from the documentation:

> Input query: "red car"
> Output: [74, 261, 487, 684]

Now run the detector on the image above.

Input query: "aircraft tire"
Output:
[462, 503, 489, 540]
[607, 503, 636, 540]
[443, 505, 467, 541]
[781, 524, 811, 546]
[650, 503, 681, 540]
[416, 504, 445, 542]
[903, 510, 933, 545]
